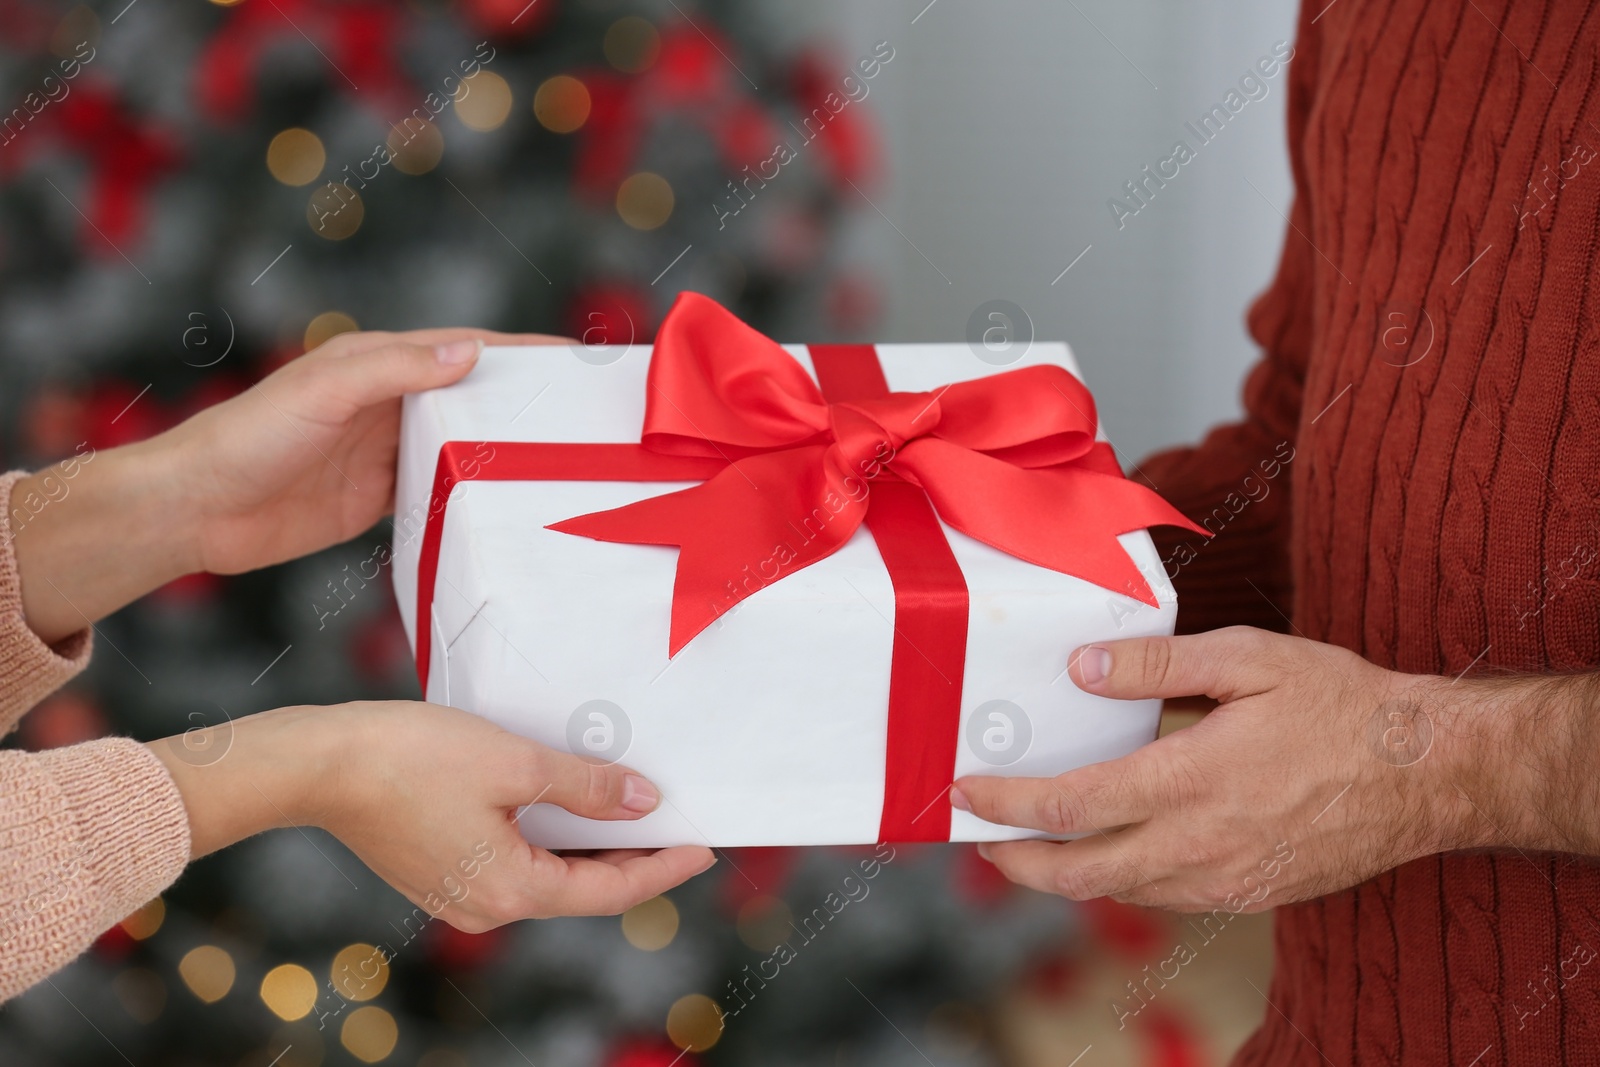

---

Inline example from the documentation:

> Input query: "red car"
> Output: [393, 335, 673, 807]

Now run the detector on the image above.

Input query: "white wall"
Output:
[808, 0, 1300, 460]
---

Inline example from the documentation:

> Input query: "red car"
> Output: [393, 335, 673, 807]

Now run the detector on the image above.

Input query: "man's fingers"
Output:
[512, 744, 664, 822]
[1068, 626, 1285, 702]
[976, 836, 1152, 901]
[532, 846, 716, 917]
[954, 760, 1153, 836]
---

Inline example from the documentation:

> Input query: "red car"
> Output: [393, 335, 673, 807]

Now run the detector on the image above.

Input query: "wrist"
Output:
[149, 704, 345, 858]
[10, 438, 200, 643]
[1423, 673, 1594, 855]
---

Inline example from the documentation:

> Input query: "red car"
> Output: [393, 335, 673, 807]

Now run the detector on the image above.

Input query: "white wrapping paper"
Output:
[392, 341, 1178, 848]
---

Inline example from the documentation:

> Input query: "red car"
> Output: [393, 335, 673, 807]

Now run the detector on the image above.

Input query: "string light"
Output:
[533, 75, 591, 134]
[341, 1005, 399, 1063]
[604, 16, 661, 73]
[260, 963, 318, 1021]
[330, 943, 389, 1002]
[119, 897, 165, 940]
[666, 993, 724, 1052]
[621, 895, 680, 951]
[112, 967, 165, 1024]
[307, 183, 363, 240]
[617, 172, 674, 230]
[735, 895, 793, 952]
[267, 128, 326, 187]
[303, 311, 358, 352]
[178, 945, 236, 1004]
[455, 71, 512, 132]
[387, 118, 444, 175]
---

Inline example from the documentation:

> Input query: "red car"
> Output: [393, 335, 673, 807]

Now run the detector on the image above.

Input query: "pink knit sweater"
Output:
[0, 470, 190, 1000]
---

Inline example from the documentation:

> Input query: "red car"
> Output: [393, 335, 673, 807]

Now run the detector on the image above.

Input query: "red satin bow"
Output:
[550, 293, 1204, 655]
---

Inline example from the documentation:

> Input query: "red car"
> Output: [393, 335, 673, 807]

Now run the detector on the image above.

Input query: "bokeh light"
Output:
[330, 943, 389, 1002]
[736, 895, 793, 952]
[303, 311, 359, 352]
[617, 172, 674, 230]
[387, 118, 444, 175]
[533, 75, 591, 134]
[454, 71, 513, 132]
[119, 897, 164, 940]
[605, 16, 661, 73]
[307, 183, 363, 240]
[178, 945, 236, 1004]
[341, 1005, 399, 1063]
[112, 967, 165, 1024]
[260, 963, 319, 1021]
[666, 993, 724, 1052]
[621, 895, 679, 951]
[267, 128, 326, 187]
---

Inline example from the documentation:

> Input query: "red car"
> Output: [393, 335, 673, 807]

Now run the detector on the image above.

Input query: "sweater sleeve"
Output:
[0, 470, 192, 1001]
[1131, 28, 1320, 635]
[1, 471, 92, 734]
[0, 740, 191, 1000]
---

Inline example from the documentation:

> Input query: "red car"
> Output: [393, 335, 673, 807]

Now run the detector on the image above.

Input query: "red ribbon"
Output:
[412, 292, 1202, 842]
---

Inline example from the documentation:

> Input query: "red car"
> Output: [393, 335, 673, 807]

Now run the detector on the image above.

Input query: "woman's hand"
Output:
[166, 328, 565, 577]
[151, 701, 716, 927]
[10, 327, 565, 644]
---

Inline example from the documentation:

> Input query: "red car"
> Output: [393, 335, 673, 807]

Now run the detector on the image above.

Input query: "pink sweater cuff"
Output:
[0, 739, 191, 1000]
[0, 470, 92, 735]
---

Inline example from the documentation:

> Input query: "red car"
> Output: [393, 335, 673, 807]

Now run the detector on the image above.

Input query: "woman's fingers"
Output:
[512, 742, 664, 822]
[534, 846, 716, 917]
[325, 327, 574, 357]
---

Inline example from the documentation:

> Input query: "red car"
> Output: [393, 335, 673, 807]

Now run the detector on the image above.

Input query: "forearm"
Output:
[1438, 672, 1600, 857]
[8, 440, 199, 645]
[146, 705, 337, 859]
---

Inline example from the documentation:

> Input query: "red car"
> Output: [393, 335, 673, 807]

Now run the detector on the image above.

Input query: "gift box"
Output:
[392, 294, 1200, 848]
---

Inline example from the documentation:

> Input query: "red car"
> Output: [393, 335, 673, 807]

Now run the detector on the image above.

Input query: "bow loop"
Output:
[550, 293, 1206, 654]
[640, 291, 830, 456]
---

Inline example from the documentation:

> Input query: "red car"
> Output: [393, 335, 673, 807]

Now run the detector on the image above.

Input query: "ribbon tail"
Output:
[896, 439, 1207, 607]
[548, 445, 869, 655]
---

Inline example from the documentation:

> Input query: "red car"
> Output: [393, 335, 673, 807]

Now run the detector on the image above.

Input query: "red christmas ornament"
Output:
[1079, 895, 1170, 960]
[954, 843, 1014, 907]
[1140, 1007, 1205, 1067]
[565, 284, 655, 347]
[716, 847, 800, 914]
[787, 47, 879, 189]
[605, 1038, 697, 1067]
[426, 921, 507, 971]
[2, 82, 183, 255]
[194, 0, 413, 125]
[16, 690, 107, 751]
[459, 0, 557, 40]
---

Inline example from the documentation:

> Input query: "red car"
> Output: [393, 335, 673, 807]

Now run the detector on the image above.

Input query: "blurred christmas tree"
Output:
[0, 2, 1212, 1065]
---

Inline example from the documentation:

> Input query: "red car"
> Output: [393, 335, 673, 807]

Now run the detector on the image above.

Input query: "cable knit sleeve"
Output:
[0, 470, 192, 1001]
[1131, 25, 1320, 635]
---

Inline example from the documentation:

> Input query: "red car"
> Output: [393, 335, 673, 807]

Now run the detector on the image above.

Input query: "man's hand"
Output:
[949, 626, 1577, 913]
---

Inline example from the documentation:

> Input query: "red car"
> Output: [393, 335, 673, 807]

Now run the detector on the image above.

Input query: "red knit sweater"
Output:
[1137, 1, 1600, 1063]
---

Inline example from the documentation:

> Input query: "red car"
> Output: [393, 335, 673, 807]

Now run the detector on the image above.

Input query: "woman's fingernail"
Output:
[436, 339, 481, 365]
[1077, 645, 1112, 686]
[621, 774, 660, 813]
[976, 842, 993, 862]
[949, 785, 972, 812]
